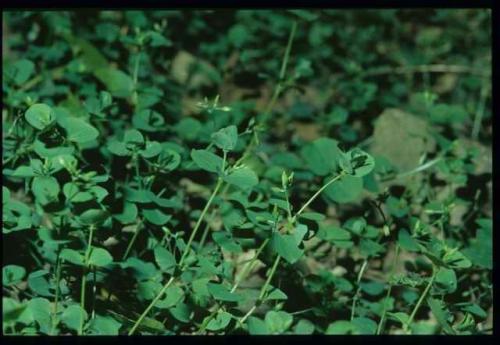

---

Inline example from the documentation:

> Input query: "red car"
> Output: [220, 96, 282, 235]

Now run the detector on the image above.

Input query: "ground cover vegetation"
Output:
[2, 9, 492, 335]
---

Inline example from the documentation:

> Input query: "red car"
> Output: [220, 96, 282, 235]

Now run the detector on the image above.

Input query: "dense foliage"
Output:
[2, 9, 492, 335]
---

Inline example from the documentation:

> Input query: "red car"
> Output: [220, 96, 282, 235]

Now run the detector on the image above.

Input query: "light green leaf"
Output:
[211, 125, 238, 151]
[143, 209, 171, 225]
[324, 175, 363, 203]
[58, 117, 99, 143]
[206, 311, 232, 331]
[153, 246, 176, 272]
[427, 297, 455, 334]
[3, 265, 26, 286]
[88, 247, 113, 267]
[25, 103, 56, 130]
[265, 310, 293, 334]
[191, 149, 223, 173]
[94, 68, 134, 98]
[60, 249, 84, 266]
[223, 167, 259, 190]
[300, 137, 342, 176]
[207, 283, 242, 302]
[61, 304, 87, 332]
[247, 316, 269, 335]
[271, 232, 303, 264]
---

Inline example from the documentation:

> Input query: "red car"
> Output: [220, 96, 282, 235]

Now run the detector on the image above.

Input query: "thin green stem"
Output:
[350, 259, 368, 321]
[196, 238, 271, 335]
[237, 255, 281, 327]
[232, 238, 271, 293]
[129, 177, 223, 334]
[179, 178, 223, 268]
[403, 266, 437, 334]
[236, 21, 298, 168]
[376, 245, 400, 335]
[128, 276, 175, 335]
[293, 172, 344, 220]
[79, 225, 95, 335]
[471, 81, 489, 140]
[51, 253, 62, 335]
[122, 221, 143, 261]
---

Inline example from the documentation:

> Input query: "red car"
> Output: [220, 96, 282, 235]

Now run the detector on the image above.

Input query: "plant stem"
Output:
[79, 225, 95, 335]
[122, 221, 143, 260]
[403, 266, 437, 334]
[350, 259, 368, 321]
[293, 172, 344, 220]
[196, 238, 271, 334]
[237, 255, 281, 327]
[51, 252, 62, 335]
[231, 238, 271, 293]
[129, 178, 223, 334]
[471, 81, 489, 140]
[128, 276, 175, 335]
[376, 245, 400, 335]
[260, 20, 298, 124]
[235, 21, 298, 168]
[179, 178, 223, 268]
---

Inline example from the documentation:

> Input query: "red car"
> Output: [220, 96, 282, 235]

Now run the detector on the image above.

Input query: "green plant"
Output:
[2, 9, 492, 336]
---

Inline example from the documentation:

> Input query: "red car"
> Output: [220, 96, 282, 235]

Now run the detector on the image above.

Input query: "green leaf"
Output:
[169, 302, 192, 323]
[212, 231, 243, 253]
[443, 250, 472, 269]
[317, 225, 352, 247]
[8, 59, 36, 85]
[207, 283, 242, 302]
[2, 297, 28, 327]
[60, 249, 84, 266]
[351, 317, 377, 334]
[32, 176, 60, 205]
[191, 149, 223, 173]
[114, 202, 138, 224]
[294, 319, 315, 334]
[61, 304, 87, 332]
[124, 129, 144, 145]
[340, 148, 375, 177]
[266, 287, 288, 301]
[139, 141, 163, 158]
[300, 138, 342, 176]
[271, 232, 303, 264]
[156, 286, 184, 309]
[223, 167, 259, 190]
[153, 246, 176, 272]
[398, 229, 420, 252]
[435, 267, 457, 294]
[324, 175, 363, 203]
[27, 270, 52, 297]
[211, 125, 238, 151]
[265, 310, 293, 334]
[2, 187, 10, 204]
[58, 117, 99, 143]
[25, 103, 56, 130]
[143, 209, 171, 225]
[427, 297, 455, 334]
[463, 218, 492, 269]
[206, 311, 232, 331]
[79, 209, 109, 226]
[247, 316, 269, 335]
[88, 247, 113, 267]
[326, 320, 354, 334]
[94, 68, 134, 98]
[88, 315, 122, 335]
[27, 298, 52, 334]
[3, 265, 26, 286]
